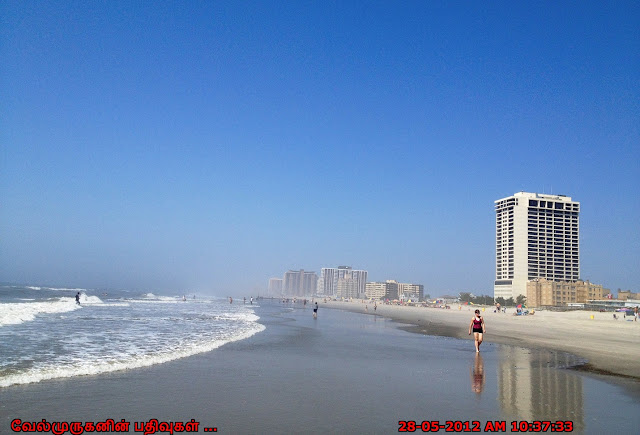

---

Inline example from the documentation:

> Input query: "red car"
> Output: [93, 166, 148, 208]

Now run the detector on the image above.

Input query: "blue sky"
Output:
[1, 1, 638, 296]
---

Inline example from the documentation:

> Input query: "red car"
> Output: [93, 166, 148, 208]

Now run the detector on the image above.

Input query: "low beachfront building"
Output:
[527, 278, 607, 308]
[365, 281, 425, 301]
[618, 290, 640, 301]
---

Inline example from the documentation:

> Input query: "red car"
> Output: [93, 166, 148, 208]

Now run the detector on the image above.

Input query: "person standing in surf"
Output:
[468, 309, 485, 352]
[75, 292, 81, 305]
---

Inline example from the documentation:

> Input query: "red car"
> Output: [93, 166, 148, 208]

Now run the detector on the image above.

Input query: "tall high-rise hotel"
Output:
[494, 192, 580, 301]
[318, 266, 368, 298]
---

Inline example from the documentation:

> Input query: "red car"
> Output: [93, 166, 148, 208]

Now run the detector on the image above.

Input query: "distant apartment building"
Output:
[385, 280, 399, 300]
[337, 275, 359, 299]
[365, 282, 387, 299]
[527, 279, 607, 307]
[398, 283, 424, 301]
[282, 269, 318, 297]
[495, 192, 580, 301]
[318, 266, 367, 297]
[365, 280, 409, 300]
[268, 278, 283, 296]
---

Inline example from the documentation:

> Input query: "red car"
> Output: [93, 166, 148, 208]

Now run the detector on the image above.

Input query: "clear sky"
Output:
[1, 1, 638, 296]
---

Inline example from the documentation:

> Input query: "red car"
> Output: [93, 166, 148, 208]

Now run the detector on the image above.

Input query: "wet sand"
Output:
[2, 300, 639, 434]
[321, 300, 640, 379]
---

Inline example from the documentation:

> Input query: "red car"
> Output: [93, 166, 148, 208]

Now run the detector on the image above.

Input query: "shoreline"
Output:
[319, 299, 640, 380]
[2, 300, 639, 434]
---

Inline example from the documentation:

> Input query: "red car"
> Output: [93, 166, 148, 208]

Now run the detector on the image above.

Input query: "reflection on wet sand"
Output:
[470, 353, 485, 394]
[497, 346, 584, 431]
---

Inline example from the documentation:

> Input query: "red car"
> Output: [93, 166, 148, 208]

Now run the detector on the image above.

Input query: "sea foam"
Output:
[0, 298, 81, 327]
[0, 319, 265, 387]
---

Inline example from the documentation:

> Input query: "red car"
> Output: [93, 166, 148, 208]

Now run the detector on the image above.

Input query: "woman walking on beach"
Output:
[468, 309, 486, 352]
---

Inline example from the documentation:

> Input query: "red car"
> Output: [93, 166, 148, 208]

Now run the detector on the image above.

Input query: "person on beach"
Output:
[75, 292, 81, 305]
[313, 302, 318, 318]
[468, 309, 485, 352]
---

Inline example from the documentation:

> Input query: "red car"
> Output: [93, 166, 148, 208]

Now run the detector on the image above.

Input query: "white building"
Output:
[494, 192, 580, 301]
[319, 266, 368, 297]
[282, 269, 318, 297]
[337, 275, 359, 299]
[268, 278, 283, 296]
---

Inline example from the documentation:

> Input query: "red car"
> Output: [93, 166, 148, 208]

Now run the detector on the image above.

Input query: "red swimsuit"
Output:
[472, 317, 483, 332]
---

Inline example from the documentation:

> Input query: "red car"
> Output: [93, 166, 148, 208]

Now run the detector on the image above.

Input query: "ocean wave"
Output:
[0, 321, 265, 388]
[125, 298, 180, 304]
[0, 298, 81, 327]
[45, 287, 88, 292]
[81, 295, 104, 304]
[89, 303, 130, 307]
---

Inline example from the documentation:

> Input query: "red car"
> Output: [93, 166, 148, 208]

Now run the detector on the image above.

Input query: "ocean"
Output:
[0, 285, 264, 388]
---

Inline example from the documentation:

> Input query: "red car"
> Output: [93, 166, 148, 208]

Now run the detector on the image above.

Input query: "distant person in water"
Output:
[75, 292, 81, 305]
[468, 309, 486, 352]
[250, 297, 253, 304]
[229, 297, 233, 304]
[313, 302, 318, 318]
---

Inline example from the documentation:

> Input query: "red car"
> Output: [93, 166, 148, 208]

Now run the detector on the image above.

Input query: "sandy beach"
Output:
[321, 300, 640, 379]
